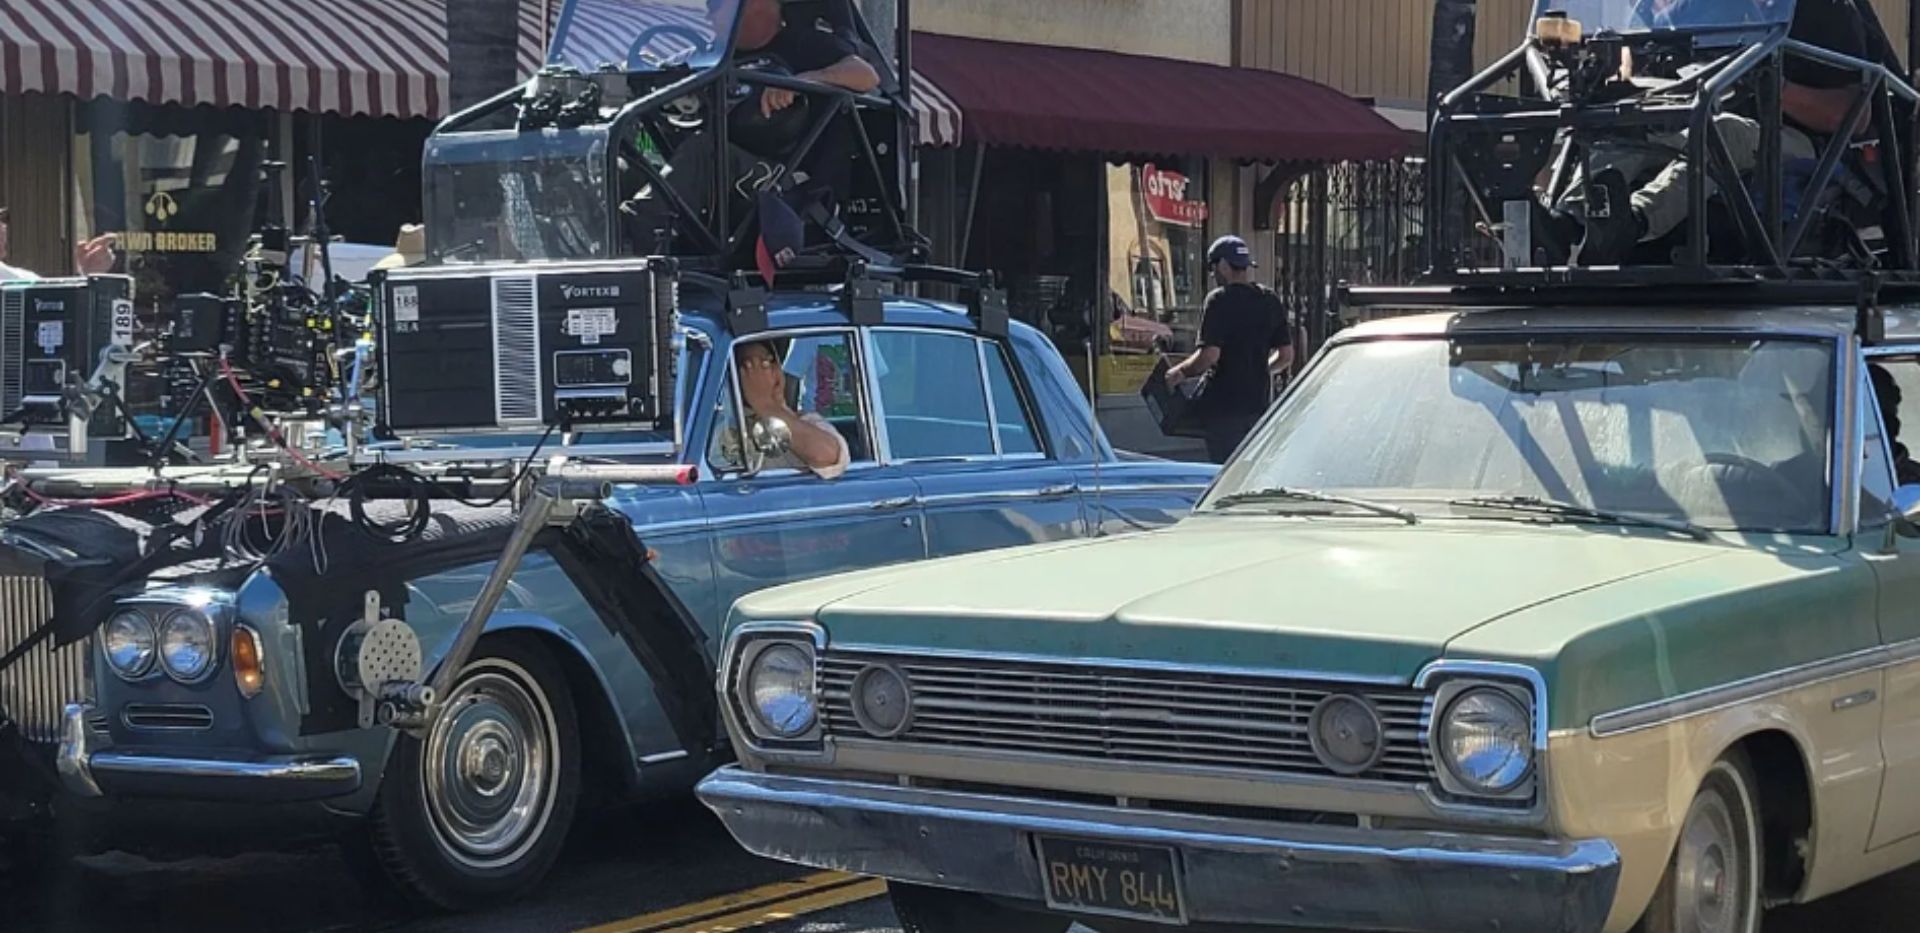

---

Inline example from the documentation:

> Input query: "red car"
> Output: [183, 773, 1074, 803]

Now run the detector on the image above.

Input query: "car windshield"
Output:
[1531, 0, 1793, 35]
[549, 0, 737, 72]
[1206, 334, 1836, 534]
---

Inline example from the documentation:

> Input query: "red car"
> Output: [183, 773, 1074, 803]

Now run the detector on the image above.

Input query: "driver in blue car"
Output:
[1540, 0, 1873, 265]
[722, 340, 851, 478]
[621, 0, 880, 254]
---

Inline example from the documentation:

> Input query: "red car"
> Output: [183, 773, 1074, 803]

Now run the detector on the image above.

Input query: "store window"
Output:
[1109, 158, 1210, 322]
[71, 100, 287, 308]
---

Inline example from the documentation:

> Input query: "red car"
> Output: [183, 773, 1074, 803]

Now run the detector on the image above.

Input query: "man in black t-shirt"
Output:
[620, 0, 879, 253]
[1166, 236, 1294, 464]
[1550, 0, 1872, 264]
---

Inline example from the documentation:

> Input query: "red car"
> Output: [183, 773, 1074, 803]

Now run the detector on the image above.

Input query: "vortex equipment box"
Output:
[0, 275, 134, 434]
[374, 261, 676, 435]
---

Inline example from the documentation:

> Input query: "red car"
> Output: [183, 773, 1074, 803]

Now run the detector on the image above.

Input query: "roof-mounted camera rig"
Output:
[1427, 0, 1920, 286]
[422, 0, 923, 274]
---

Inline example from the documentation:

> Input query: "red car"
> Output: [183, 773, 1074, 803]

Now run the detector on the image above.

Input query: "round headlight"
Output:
[1309, 694, 1385, 776]
[851, 664, 913, 738]
[103, 611, 156, 679]
[158, 609, 217, 682]
[744, 643, 816, 738]
[1439, 688, 1534, 795]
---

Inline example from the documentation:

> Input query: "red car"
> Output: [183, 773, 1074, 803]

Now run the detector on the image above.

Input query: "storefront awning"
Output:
[0, 0, 447, 118]
[913, 33, 1410, 163]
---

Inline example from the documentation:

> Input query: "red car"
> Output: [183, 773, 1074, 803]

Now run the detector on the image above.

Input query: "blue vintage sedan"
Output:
[12, 294, 1214, 907]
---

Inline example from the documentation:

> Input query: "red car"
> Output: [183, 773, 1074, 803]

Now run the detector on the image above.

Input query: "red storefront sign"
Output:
[1142, 164, 1209, 227]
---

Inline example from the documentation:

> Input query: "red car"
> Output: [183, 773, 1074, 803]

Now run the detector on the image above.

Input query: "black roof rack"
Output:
[682, 258, 1008, 336]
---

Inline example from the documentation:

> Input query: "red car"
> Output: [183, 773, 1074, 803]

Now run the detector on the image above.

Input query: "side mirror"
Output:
[750, 415, 793, 457]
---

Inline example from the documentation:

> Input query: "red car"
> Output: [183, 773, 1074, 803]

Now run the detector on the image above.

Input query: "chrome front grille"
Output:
[0, 574, 91, 744]
[820, 653, 1435, 784]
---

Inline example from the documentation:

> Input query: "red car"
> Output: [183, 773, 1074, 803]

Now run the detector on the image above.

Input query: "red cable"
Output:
[16, 484, 210, 508]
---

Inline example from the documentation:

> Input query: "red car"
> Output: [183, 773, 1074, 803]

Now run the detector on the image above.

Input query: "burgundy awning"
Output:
[913, 33, 1410, 163]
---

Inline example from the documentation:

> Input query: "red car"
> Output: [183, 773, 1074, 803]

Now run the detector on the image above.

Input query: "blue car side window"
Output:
[872, 330, 994, 460]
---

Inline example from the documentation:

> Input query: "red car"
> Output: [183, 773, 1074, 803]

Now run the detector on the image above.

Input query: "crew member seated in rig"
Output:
[1540, 0, 1872, 265]
[620, 0, 880, 254]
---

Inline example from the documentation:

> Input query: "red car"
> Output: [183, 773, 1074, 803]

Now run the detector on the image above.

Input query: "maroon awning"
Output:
[913, 33, 1411, 163]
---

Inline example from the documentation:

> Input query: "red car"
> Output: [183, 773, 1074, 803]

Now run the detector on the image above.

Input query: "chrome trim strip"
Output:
[1588, 640, 1907, 737]
[640, 749, 691, 765]
[824, 643, 1410, 687]
[976, 339, 1002, 457]
[1094, 482, 1212, 496]
[916, 486, 1079, 507]
[58, 704, 103, 797]
[88, 753, 362, 786]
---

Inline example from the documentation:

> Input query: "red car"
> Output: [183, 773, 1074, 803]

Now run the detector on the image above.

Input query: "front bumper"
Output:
[698, 768, 1621, 933]
[58, 704, 361, 804]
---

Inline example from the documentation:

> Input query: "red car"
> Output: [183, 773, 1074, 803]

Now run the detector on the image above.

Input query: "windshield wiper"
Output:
[1449, 495, 1711, 542]
[1210, 487, 1419, 524]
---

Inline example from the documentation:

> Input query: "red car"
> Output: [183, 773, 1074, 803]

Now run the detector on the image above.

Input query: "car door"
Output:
[700, 329, 926, 636]
[1861, 347, 1920, 848]
[866, 327, 1085, 558]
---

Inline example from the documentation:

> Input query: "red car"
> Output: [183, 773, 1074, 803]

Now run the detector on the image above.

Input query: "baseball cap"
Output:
[1207, 235, 1255, 269]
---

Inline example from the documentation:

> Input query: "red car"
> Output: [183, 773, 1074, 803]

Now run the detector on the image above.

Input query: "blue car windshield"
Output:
[1531, 0, 1793, 35]
[549, 0, 738, 72]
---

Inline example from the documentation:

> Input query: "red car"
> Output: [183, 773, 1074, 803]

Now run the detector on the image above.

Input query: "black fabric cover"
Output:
[0, 497, 717, 750]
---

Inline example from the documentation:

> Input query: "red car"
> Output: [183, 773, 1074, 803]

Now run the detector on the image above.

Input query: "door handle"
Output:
[869, 496, 920, 511]
[1038, 483, 1081, 498]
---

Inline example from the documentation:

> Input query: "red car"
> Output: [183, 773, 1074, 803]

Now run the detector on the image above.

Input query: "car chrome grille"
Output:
[0, 574, 91, 744]
[820, 653, 1435, 784]
[123, 703, 215, 731]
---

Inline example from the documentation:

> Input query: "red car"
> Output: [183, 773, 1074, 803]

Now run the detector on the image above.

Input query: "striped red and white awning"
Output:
[0, 0, 448, 118]
[911, 69, 961, 148]
[0, 0, 963, 142]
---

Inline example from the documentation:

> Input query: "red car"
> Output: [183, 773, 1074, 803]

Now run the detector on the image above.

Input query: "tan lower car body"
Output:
[1551, 665, 1920, 932]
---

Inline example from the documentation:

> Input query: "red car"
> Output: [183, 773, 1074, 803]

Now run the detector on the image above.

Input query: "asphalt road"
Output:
[3, 794, 1916, 933]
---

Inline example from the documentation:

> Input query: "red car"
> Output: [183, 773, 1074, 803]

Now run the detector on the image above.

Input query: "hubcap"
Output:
[421, 664, 558, 869]
[1673, 781, 1748, 933]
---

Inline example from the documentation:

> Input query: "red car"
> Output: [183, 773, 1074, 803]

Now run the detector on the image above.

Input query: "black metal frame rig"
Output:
[1427, 0, 1920, 285]
[425, 0, 922, 276]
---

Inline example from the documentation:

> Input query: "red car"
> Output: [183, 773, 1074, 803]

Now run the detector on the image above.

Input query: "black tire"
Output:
[890, 882, 1071, 933]
[1635, 750, 1764, 933]
[359, 636, 581, 911]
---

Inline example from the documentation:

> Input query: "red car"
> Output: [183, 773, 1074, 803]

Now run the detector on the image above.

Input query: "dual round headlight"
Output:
[1437, 687, 1534, 795]
[742, 642, 818, 739]
[103, 608, 217, 683]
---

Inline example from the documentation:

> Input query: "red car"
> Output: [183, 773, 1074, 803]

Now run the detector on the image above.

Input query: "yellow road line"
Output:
[574, 871, 887, 933]
[652, 878, 888, 933]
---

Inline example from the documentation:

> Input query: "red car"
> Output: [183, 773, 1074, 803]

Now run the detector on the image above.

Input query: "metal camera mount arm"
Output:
[345, 461, 698, 735]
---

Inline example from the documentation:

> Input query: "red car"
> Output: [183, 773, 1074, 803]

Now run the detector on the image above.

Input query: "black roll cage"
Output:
[1427, 4, 1920, 280]
[427, 0, 920, 272]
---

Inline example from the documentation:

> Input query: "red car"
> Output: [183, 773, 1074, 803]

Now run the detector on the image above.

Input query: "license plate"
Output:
[1035, 835, 1186, 925]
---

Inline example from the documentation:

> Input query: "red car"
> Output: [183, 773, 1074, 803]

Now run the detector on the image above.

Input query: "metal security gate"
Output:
[1272, 158, 1427, 351]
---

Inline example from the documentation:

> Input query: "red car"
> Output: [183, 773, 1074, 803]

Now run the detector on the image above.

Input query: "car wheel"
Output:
[890, 882, 1071, 933]
[361, 636, 580, 911]
[1636, 751, 1763, 933]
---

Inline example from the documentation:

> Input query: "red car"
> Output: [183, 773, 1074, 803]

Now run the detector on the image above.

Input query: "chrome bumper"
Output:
[698, 768, 1620, 933]
[58, 704, 361, 803]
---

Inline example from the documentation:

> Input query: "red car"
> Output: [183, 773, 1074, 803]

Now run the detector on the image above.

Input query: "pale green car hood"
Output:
[734, 515, 1750, 682]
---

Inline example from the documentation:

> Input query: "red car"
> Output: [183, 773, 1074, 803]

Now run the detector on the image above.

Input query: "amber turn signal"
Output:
[232, 625, 266, 698]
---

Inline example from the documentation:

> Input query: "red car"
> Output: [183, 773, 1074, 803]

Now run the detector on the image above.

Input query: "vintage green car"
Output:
[698, 286, 1920, 932]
